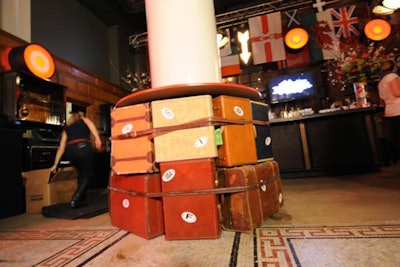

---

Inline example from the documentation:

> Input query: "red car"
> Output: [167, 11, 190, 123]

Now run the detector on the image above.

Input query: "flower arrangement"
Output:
[326, 39, 396, 91]
[336, 42, 394, 84]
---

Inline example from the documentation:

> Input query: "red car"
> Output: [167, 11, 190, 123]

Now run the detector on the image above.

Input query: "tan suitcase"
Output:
[151, 95, 217, 162]
[213, 95, 257, 167]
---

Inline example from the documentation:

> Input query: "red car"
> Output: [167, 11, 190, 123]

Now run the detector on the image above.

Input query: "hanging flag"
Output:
[221, 54, 240, 77]
[248, 12, 286, 65]
[285, 10, 300, 28]
[283, 9, 311, 68]
[300, 9, 340, 62]
[331, 5, 359, 38]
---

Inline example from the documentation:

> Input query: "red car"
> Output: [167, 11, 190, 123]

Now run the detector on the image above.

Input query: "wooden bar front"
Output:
[270, 108, 381, 178]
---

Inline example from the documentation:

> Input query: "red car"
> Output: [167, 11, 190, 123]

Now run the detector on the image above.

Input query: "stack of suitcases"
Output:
[109, 94, 284, 240]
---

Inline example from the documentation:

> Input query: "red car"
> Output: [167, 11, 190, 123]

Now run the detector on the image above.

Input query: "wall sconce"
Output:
[8, 44, 55, 79]
[284, 28, 309, 49]
[364, 19, 391, 41]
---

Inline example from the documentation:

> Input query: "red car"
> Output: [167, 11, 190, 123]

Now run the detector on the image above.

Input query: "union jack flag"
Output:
[331, 5, 359, 38]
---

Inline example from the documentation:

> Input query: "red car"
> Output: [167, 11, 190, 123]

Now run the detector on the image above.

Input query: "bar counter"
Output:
[269, 107, 381, 178]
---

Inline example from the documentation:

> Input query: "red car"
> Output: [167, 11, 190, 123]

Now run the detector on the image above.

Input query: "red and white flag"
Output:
[221, 54, 240, 77]
[316, 9, 340, 59]
[248, 12, 286, 65]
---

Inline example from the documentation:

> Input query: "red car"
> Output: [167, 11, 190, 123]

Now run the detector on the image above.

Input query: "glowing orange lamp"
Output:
[284, 28, 309, 49]
[364, 19, 391, 41]
[8, 44, 55, 79]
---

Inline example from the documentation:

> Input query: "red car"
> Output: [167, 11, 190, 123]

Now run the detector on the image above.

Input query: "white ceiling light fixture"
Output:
[372, 5, 394, 15]
[382, 0, 400, 10]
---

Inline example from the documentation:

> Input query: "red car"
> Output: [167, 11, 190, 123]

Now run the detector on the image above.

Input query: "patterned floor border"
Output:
[0, 229, 129, 266]
[2, 225, 400, 266]
[254, 225, 400, 267]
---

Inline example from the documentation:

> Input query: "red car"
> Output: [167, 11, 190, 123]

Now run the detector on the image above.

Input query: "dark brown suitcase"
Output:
[250, 100, 274, 162]
[217, 160, 283, 232]
[109, 173, 164, 239]
[160, 158, 221, 240]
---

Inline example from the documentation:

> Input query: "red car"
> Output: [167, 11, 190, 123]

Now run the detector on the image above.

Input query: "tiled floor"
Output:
[0, 164, 399, 266]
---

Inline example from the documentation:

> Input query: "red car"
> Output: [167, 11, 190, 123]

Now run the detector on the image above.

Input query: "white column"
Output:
[0, 0, 31, 42]
[145, 0, 221, 88]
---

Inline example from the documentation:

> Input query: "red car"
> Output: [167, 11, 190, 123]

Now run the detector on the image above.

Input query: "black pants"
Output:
[65, 142, 95, 201]
[383, 116, 400, 164]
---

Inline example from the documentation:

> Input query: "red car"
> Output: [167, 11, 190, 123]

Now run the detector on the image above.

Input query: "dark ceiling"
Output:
[76, 0, 369, 36]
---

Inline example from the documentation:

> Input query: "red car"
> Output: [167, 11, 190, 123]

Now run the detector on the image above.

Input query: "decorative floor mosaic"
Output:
[255, 225, 400, 267]
[1, 225, 400, 266]
[0, 229, 129, 266]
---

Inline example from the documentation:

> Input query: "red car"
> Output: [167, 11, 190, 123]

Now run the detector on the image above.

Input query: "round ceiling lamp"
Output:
[284, 28, 309, 49]
[364, 19, 391, 41]
[8, 44, 55, 79]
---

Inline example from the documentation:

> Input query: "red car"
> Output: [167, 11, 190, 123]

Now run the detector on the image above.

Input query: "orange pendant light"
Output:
[8, 44, 55, 79]
[284, 28, 309, 49]
[364, 19, 391, 41]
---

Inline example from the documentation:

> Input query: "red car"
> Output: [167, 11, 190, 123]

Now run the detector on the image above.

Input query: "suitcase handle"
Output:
[108, 175, 278, 198]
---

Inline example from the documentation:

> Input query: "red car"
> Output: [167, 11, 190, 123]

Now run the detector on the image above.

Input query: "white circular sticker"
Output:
[233, 106, 244, 116]
[161, 108, 174, 119]
[279, 193, 283, 203]
[194, 136, 208, 148]
[260, 181, 267, 192]
[121, 123, 133, 134]
[181, 212, 197, 223]
[122, 198, 130, 208]
[265, 136, 271, 146]
[162, 169, 176, 182]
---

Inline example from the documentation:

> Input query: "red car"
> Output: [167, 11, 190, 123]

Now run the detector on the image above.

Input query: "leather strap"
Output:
[67, 138, 90, 145]
[108, 175, 278, 198]
[111, 116, 269, 141]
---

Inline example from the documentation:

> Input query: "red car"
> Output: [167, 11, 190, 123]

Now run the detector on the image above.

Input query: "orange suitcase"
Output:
[213, 95, 257, 167]
[110, 103, 158, 174]
[109, 173, 164, 239]
[160, 158, 221, 240]
[250, 100, 273, 162]
[151, 95, 217, 162]
[217, 160, 283, 232]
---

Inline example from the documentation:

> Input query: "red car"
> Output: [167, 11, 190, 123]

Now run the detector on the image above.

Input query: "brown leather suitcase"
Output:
[151, 95, 217, 162]
[110, 103, 158, 174]
[252, 160, 284, 218]
[213, 95, 257, 167]
[217, 160, 283, 232]
[109, 173, 164, 239]
[160, 158, 221, 240]
[250, 100, 274, 162]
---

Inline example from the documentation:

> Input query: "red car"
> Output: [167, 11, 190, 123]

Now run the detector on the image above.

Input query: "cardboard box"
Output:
[23, 167, 78, 213]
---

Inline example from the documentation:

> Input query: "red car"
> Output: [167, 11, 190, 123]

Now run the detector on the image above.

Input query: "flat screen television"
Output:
[268, 71, 315, 104]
